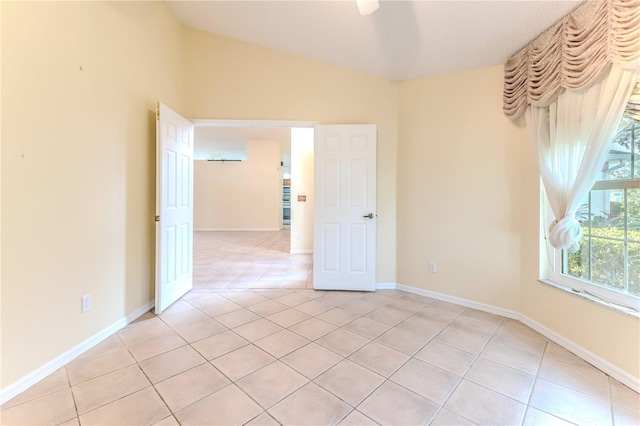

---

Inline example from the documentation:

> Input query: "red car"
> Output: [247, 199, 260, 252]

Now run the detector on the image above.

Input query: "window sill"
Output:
[538, 279, 640, 320]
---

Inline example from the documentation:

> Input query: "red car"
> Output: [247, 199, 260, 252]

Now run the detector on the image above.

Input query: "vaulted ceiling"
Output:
[166, 0, 583, 81]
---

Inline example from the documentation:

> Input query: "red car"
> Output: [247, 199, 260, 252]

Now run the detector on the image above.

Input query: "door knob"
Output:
[363, 213, 374, 219]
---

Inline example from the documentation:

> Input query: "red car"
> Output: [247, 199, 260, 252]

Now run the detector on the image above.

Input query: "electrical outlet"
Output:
[296, 234, 301, 241]
[81, 294, 91, 313]
[429, 262, 437, 273]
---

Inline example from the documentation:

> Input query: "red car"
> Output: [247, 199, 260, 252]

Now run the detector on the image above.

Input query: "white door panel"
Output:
[155, 103, 194, 314]
[313, 125, 376, 291]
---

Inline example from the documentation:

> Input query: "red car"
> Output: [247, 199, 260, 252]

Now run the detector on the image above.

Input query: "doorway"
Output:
[190, 119, 317, 291]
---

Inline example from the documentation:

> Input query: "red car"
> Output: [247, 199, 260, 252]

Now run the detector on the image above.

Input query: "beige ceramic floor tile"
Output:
[386, 299, 424, 313]
[211, 344, 276, 381]
[358, 381, 439, 425]
[294, 300, 334, 316]
[281, 342, 344, 379]
[117, 318, 171, 347]
[267, 382, 352, 425]
[338, 410, 380, 425]
[492, 321, 548, 353]
[173, 318, 228, 343]
[233, 318, 283, 342]
[315, 359, 385, 406]
[480, 339, 542, 375]
[390, 358, 460, 405]
[343, 317, 390, 339]
[245, 412, 280, 425]
[174, 384, 263, 425]
[266, 308, 311, 328]
[274, 292, 313, 307]
[248, 300, 289, 316]
[449, 316, 500, 338]
[151, 415, 180, 426]
[538, 356, 610, 402]
[191, 330, 249, 360]
[1, 368, 69, 410]
[138, 345, 206, 383]
[395, 317, 444, 339]
[71, 364, 150, 414]
[340, 299, 381, 315]
[348, 341, 410, 377]
[414, 306, 461, 324]
[529, 379, 613, 426]
[66, 346, 135, 385]
[465, 357, 535, 403]
[445, 380, 526, 425]
[79, 386, 169, 425]
[458, 308, 504, 326]
[429, 409, 476, 425]
[288, 317, 337, 340]
[543, 341, 595, 370]
[317, 308, 361, 327]
[214, 308, 261, 328]
[57, 417, 80, 425]
[236, 361, 309, 408]
[316, 329, 370, 357]
[609, 377, 640, 413]
[127, 330, 187, 362]
[77, 334, 124, 360]
[522, 407, 576, 426]
[159, 309, 210, 329]
[613, 405, 640, 426]
[0, 388, 76, 426]
[154, 363, 231, 412]
[415, 341, 475, 376]
[430, 301, 466, 314]
[374, 327, 431, 355]
[366, 306, 412, 325]
[254, 329, 310, 358]
[434, 327, 489, 355]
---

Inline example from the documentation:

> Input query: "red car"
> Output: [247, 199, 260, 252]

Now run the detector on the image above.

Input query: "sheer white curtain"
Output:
[525, 64, 639, 252]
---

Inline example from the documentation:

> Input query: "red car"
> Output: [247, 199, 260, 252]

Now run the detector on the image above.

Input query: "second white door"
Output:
[313, 124, 377, 291]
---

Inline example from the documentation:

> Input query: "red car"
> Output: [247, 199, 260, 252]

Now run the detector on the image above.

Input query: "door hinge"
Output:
[156, 103, 160, 121]
[154, 215, 160, 222]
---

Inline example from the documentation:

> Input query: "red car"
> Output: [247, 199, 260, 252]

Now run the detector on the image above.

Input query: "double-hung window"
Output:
[548, 120, 640, 311]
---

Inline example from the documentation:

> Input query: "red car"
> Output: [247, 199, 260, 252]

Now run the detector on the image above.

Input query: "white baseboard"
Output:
[194, 228, 280, 232]
[0, 301, 154, 405]
[375, 282, 397, 290]
[290, 249, 312, 254]
[395, 283, 639, 393]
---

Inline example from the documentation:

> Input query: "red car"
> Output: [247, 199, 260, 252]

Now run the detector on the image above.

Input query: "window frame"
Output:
[545, 121, 640, 312]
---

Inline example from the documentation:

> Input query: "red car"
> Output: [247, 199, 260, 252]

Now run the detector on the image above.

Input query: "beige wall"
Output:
[1, 1, 183, 387]
[182, 28, 398, 283]
[290, 129, 314, 253]
[194, 140, 282, 230]
[397, 65, 639, 379]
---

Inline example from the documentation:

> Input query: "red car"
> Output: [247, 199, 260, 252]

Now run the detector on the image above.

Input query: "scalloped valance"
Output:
[503, 0, 640, 120]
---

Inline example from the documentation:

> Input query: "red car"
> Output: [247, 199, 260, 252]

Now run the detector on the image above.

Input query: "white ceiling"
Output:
[166, 0, 583, 81]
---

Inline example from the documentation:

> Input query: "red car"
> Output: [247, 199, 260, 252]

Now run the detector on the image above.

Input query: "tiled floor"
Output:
[2, 231, 639, 425]
[193, 230, 313, 290]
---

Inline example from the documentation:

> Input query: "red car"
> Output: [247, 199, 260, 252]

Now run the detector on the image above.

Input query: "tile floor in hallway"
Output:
[193, 230, 313, 290]
[2, 231, 639, 425]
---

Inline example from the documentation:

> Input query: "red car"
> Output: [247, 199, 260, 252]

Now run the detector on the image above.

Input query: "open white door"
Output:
[313, 124, 377, 291]
[155, 103, 194, 314]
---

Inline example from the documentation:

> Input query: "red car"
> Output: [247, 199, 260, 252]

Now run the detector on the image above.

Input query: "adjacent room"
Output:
[1, 1, 639, 425]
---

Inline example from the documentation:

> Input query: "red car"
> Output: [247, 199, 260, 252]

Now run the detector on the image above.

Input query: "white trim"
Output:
[194, 228, 280, 232]
[375, 282, 397, 290]
[0, 301, 154, 405]
[290, 249, 312, 254]
[395, 284, 518, 319]
[519, 313, 640, 393]
[190, 119, 318, 128]
[396, 283, 639, 392]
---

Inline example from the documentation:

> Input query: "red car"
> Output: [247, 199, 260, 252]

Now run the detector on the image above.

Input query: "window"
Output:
[549, 119, 640, 310]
